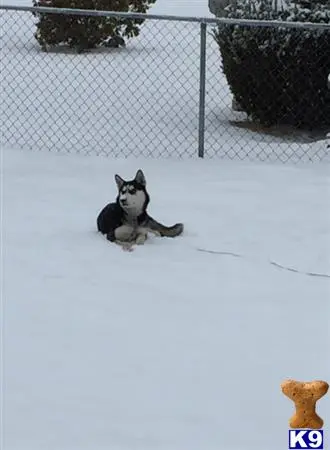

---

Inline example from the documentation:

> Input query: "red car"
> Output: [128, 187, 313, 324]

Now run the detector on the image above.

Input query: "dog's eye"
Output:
[121, 187, 127, 193]
[128, 188, 136, 194]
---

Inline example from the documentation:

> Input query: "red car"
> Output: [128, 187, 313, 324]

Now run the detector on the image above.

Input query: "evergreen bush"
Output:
[33, 0, 156, 52]
[213, 0, 330, 128]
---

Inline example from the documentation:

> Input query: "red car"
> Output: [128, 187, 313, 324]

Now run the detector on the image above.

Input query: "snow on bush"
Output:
[213, 0, 330, 128]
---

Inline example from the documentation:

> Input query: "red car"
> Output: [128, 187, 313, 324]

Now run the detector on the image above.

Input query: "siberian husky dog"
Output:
[97, 169, 184, 249]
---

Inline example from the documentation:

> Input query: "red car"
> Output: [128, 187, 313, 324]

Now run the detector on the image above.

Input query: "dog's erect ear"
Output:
[114, 174, 125, 190]
[134, 169, 146, 186]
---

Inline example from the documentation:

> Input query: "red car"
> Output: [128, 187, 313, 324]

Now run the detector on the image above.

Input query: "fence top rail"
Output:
[1, 4, 330, 30]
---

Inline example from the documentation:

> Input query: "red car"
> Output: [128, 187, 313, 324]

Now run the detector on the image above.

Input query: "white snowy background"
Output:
[1, 1, 330, 450]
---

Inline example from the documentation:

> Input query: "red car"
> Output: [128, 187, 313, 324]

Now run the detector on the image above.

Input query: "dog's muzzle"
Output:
[119, 195, 128, 206]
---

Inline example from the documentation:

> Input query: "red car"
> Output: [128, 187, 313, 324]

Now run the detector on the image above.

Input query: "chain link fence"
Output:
[1, 5, 329, 162]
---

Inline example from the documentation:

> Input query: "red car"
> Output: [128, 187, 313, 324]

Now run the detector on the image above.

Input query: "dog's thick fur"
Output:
[97, 169, 184, 247]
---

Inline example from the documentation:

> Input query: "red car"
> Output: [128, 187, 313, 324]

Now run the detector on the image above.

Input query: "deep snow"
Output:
[1, 0, 330, 449]
[2, 146, 330, 450]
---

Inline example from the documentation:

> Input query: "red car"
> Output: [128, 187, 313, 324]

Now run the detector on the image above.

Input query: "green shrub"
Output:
[213, 0, 330, 128]
[33, 0, 156, 52]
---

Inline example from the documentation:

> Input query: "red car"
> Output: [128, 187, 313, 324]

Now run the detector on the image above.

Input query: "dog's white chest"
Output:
[114, 224, 148, 243]
[114, 224, 136, 241]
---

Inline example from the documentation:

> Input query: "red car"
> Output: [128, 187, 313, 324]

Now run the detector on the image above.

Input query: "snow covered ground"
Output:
[1, 1, 330, 450]
[2, 146, 330, 450]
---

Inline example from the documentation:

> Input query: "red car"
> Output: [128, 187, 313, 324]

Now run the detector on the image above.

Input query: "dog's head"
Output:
[115, 169, 149, 215]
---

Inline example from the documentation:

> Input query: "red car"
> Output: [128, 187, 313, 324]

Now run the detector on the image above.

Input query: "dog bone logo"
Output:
[281, 379, 329, 429]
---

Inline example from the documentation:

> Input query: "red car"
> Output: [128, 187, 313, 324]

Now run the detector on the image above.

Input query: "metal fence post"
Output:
[198, 21, 207, 158]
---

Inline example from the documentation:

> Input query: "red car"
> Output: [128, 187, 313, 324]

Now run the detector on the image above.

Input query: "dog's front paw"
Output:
[135, 233, 148, 245]
[116, 241, 135, 251]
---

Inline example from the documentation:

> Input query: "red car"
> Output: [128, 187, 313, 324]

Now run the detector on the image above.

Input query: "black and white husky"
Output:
[97, 169, 184, 249]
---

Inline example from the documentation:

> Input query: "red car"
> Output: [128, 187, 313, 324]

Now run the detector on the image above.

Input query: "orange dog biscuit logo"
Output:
[281, 379, 328, 429]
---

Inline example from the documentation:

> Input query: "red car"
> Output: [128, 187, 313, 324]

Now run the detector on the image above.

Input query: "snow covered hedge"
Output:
[33, 0, 156, 52]
[213, 0, 330, 128]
